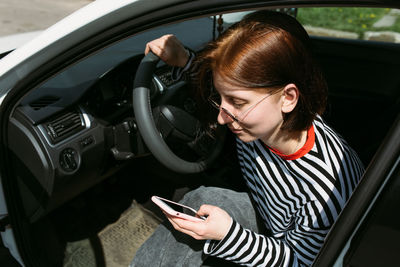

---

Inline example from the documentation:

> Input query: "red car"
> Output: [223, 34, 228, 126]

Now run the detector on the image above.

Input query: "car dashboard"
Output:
[8, 55, 191, 222]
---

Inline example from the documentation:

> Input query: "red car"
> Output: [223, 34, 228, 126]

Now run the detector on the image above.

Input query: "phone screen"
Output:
[162, 199, 198, 217]
[152, 196, 206, 221]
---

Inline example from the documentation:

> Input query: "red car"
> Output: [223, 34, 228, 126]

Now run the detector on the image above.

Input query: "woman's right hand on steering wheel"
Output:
[145, 34, 189, 68]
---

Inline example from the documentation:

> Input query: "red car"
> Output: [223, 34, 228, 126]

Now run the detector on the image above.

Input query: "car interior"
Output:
[2, 6, 400, 267]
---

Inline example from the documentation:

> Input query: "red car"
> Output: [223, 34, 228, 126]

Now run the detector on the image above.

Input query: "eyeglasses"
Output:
[208, 93, 273, 123]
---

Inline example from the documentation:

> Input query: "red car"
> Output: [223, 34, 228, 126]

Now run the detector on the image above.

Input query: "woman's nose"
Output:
[217, 109, 231, 125]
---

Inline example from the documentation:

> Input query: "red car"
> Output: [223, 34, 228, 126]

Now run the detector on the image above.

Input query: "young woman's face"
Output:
[212, 72, 285, 143]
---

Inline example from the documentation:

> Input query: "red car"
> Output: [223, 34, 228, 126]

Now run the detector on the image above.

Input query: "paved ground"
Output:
[0, 0, 92, 37]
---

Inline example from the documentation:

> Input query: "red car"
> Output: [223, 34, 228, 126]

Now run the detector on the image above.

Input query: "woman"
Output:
[131, 10, 364, 266]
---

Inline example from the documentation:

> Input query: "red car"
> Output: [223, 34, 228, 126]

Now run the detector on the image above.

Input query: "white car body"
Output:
[0, 31, 42, 56]
[0, 0, 182, 264]
[0, 0, 182, 103]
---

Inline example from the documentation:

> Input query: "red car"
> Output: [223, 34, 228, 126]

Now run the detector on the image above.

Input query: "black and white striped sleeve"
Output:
[204, 200, 330, 266]
[204, 220, 296, 266]
[203, 117, 363, 266]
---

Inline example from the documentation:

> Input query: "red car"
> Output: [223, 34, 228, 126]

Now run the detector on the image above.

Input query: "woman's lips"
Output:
[229, 127, 243, 134]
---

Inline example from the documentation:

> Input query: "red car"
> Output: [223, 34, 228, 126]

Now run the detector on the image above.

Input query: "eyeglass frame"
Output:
[208, 91, 276, 123]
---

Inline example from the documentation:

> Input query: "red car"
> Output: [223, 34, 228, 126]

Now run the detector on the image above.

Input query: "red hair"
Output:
[194, 10, 328, 131]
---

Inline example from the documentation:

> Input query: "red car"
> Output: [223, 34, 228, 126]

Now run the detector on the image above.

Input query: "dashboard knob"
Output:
[59, 148, 79, 172]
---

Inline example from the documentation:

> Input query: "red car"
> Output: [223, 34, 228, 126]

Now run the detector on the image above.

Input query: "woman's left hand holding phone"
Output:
[165, 204, 232, 241]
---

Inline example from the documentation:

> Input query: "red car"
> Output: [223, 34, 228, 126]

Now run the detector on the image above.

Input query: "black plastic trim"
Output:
[313, 115, 400, 266]
[0, 215, 10, 232]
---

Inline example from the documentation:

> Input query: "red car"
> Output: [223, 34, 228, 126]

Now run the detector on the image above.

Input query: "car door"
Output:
[313, 115, 400, 266]
[0, 1, 190, 265]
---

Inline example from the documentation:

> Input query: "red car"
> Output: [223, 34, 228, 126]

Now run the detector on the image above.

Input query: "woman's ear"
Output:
[281, 83, 299, 114]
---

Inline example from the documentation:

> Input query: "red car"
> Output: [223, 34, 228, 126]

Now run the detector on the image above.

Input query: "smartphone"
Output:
[151, 196, 206, 222]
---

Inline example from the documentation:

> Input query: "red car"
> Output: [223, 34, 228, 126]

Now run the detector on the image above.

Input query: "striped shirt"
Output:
[204, 116, 364, 266]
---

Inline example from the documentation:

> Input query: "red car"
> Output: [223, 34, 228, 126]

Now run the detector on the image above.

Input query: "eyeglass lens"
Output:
[208, 94, 239, 122]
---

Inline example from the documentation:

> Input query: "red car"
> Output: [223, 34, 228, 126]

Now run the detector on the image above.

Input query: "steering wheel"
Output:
[132, 52, 224, 173]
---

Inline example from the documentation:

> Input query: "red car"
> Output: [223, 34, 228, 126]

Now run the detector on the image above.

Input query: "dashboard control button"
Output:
[59, 148, 79, 172]
[80, 135, 94, 148]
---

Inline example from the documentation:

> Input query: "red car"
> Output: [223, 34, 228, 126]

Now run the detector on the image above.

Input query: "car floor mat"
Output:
[62, 200, 161, 267]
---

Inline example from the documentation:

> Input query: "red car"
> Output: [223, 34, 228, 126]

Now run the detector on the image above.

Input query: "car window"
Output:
[220, 8, 400, 44]
[34, 17, 215, 91]
[341, 162, 400, 266]
[19, 15, 215, 120]
[296, 7, 400, 44]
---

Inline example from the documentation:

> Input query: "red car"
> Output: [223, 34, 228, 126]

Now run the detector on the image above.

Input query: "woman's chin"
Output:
[235, 132, 258, 143]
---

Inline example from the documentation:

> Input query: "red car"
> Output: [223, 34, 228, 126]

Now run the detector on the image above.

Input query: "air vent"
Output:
[44, 110, 85, 143]
[29, 96, 60, 110]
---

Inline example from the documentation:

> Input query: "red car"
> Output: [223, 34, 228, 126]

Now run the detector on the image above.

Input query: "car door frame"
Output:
[313, 114, 400, 266]
[1, 0, 399, 266]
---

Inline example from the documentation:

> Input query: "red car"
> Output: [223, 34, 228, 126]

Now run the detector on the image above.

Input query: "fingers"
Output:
[163, 204, 232, 241]
[166, 216, 206, 240]
[144, 34, 173, 55]
[144, 34, 189, 67]
[146, 42, 162, 56]
[197, 204, 216, 217]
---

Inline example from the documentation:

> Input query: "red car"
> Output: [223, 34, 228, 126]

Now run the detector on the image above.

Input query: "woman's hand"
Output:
[145, 34, 189, 67]
[165, 204, 232, 241]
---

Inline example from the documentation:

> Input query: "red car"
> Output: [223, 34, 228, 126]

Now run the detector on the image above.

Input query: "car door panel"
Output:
[311, 36, 400, 164]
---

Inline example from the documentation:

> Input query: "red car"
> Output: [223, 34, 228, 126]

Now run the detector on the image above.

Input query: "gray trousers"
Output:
[130, 186, 264, 267]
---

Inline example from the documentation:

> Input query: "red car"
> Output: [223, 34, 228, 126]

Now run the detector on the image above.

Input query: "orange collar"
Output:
[264, 125, 315, 160]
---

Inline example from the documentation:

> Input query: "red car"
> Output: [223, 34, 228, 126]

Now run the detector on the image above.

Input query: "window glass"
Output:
[296, 7, 400, 43]
[22, 16, 215, 99]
